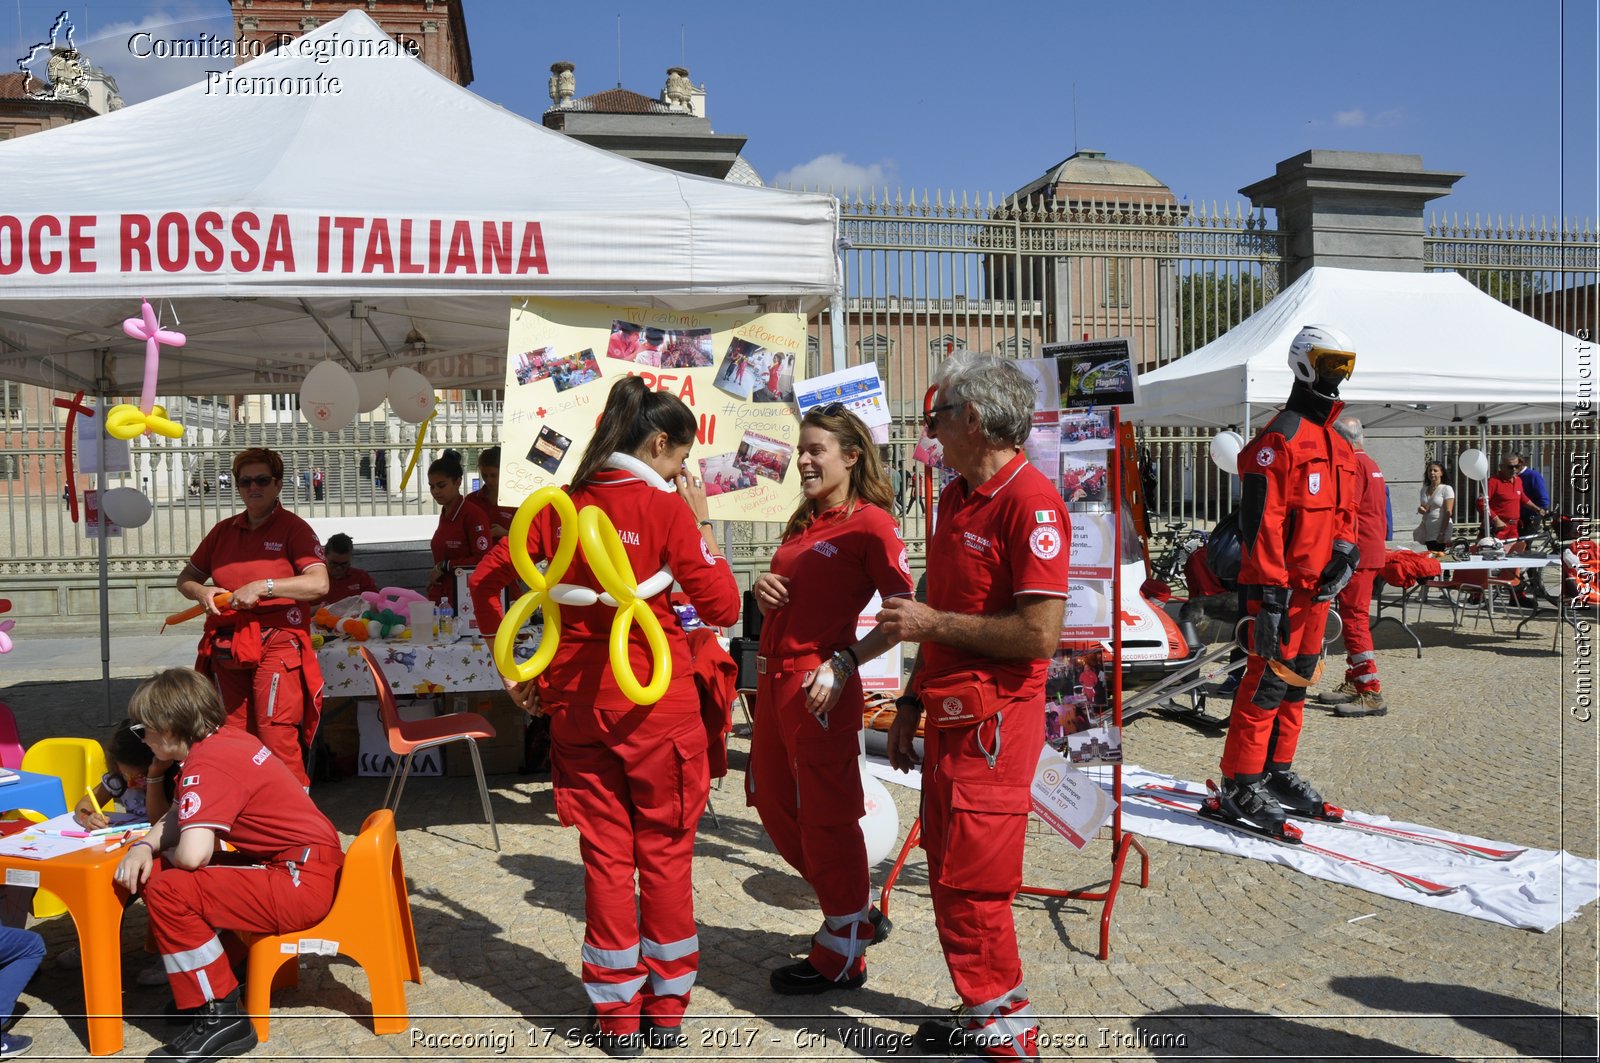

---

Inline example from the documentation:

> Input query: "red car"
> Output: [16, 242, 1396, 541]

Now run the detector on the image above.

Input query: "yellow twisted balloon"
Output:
[490, 485, 674, 705]
[105, 403, 184, 440]
[578, 506, 672, 705]
[492, 486, 578, 685]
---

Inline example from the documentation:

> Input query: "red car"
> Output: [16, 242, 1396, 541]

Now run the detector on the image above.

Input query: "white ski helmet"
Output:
[1287, 324, 1356, 387]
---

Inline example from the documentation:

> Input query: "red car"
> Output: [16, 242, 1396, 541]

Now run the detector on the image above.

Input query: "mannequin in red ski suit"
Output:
[1215, 325, 1362, 839]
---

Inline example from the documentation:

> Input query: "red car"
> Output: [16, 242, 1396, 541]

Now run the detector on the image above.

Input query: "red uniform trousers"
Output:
[212, 632, 314, 787]
[1336, 569, 1381, 692]
[144, 849, 340, 1009]
[1222, 590, 1332, 779]
[550, 696, 708, 1035]
[748, 656, 871, 981]
[921, 699, 1042, 1062]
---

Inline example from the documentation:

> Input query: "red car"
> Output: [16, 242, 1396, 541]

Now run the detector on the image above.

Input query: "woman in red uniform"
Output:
[749, 404, 913, 995]
[466, 445, 519, 543]
[426, 448, 492, 608]
[470, 376, 738, 1055]
[177, 447, 328, 788]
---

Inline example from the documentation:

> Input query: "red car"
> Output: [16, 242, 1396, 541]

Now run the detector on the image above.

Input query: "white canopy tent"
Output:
[1135, 267, 1582, 429]
[0, 9, 839, 396]
[0, 9, 840, 718]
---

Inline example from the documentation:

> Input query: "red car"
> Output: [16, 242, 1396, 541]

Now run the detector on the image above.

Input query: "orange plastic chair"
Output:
[358, 647, 499, 850]
[0, 704, 24, 769]
[243, 809, 421, 1041]
[19, 738, 109, 918]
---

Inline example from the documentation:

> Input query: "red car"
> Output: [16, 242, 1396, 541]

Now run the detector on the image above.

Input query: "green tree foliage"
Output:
[1178, 272, 1269, 355]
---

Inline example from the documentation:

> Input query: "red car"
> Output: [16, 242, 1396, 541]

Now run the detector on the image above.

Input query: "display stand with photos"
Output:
[878, 340, 1149, 962]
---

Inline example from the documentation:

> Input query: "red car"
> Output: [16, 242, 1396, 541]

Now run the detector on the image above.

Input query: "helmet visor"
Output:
[1308, 348, 1356, 382]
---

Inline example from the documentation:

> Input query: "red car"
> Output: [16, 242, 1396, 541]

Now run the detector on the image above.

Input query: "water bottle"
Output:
[437, 597, 454, 640]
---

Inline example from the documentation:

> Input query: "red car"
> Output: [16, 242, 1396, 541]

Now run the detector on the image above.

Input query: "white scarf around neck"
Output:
[604, 451, 676, 493]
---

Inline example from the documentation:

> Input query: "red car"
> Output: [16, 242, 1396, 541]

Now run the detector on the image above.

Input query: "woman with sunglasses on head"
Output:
[176, 447, 329, 788]
[749, 404, 913, 997]
[470, 375, 738, 1055]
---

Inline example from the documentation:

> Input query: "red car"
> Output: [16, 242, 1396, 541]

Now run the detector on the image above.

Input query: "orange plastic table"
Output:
[0, 843, 131, 1055]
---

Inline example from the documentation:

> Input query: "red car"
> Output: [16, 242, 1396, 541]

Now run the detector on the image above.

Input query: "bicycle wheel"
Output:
[1521, 563, 1563, 607]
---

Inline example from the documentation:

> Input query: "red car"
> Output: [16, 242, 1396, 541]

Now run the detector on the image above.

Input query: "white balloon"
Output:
[387, 367, 436, 424]
[859, 762, 901, 866]
[1208, 430, 1246, 475]
[299, 360, 359, 432]
[352, 369, 391, 413]
[1458, 448, 1490, 482]
[100, 486, 152, 529]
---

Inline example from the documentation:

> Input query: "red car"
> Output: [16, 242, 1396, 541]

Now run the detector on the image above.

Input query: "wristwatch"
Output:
[894, 693, 922, 714]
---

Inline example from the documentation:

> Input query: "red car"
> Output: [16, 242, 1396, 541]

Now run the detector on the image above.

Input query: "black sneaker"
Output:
[868, 906, 892, 945]
[914, 1017, 977, 1055]
[643, 1020, 687, 1050]
[589, 1031, 646, 1058]
[152, 987, 258, 1062]
[769, 959, 865, 995]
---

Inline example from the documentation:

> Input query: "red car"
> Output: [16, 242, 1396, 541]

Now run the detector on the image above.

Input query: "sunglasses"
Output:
[128, 722, 146, 738]
[923, 403, 957, 431]
[236, 475, 276, 489]
[819, 402, 848, 416]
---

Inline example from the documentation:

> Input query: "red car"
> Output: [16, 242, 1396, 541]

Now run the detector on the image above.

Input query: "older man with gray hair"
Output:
[879, 351, 1070, 1062]
[1316, 415, 1390, 717]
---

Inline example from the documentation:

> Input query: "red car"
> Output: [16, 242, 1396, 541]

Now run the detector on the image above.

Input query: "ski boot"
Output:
[1264, 768, 1345, 822]
[1203, 777, 1302, 842]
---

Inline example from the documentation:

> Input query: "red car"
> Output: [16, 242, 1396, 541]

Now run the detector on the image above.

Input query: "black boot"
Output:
[1210, 776, 1290, 837]
[153, 986, 258, 1061]
[769, 959, 865, 994]
[868, 905, 892, 945]
[1265, 768, 1343, 821]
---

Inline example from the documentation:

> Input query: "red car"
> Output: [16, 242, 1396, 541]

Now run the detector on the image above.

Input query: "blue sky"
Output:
[6, 0, 1596, 224]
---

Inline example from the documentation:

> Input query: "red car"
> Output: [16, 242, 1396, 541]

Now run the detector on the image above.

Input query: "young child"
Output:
[114, 668, 343, 1063]
[72, 720, 174, 829]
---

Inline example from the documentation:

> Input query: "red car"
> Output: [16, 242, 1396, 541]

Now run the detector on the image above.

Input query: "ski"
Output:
[1125, 789, 1462, 896]
[1136, 782, 1526, 862]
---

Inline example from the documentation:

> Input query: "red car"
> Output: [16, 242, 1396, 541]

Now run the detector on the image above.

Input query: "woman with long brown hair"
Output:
[470, 376, 738, 1054]
[748, 404, 913, 995]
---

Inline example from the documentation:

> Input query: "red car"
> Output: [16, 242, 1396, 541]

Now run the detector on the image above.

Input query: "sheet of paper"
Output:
[1030, 745, 1117, 850]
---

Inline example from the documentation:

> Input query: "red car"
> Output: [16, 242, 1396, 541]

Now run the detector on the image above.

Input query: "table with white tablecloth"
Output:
[1373, 555, 1559, 653]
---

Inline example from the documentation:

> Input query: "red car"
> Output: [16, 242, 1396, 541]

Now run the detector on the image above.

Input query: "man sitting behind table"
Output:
[318, 533, 378, 607]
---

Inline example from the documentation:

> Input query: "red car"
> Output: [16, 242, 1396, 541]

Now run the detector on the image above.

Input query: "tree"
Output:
[1177, 272, 1269, 356]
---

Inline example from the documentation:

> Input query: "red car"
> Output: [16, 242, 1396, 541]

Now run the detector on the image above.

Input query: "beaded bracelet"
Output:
[830, 649, 858, 682]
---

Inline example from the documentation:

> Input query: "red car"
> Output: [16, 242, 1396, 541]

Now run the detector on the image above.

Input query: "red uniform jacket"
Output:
[1353, 450, 1387, 571]
[470, 458, 740, 712]
[1237, 403, 1361, 590]
[428, 496, 492, 604]
[318, 566, 378, 608]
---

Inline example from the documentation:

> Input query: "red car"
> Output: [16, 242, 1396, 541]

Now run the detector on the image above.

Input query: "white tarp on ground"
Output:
[0, 9, 837, 395]
[1135, 267, 1585, 429]
[1117, 765, 1599, 932]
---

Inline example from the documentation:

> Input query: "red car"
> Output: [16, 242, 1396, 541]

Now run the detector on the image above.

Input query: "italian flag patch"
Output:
[1034, 509, 1057, 523]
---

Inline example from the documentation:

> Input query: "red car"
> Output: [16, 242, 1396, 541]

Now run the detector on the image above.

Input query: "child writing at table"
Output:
[114, 668, 344, 1063]
[72, 719, 175, 829]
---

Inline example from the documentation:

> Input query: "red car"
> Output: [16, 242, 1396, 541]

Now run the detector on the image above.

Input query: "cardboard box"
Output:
[445, 692, 527, 777]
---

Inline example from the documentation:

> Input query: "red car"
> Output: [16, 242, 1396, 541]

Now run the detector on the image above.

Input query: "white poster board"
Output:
[854, 593, 902, 692]
[76, 405, 132, 475]
[357, 697, 443, 777]
[1029, 746, 1116, 850]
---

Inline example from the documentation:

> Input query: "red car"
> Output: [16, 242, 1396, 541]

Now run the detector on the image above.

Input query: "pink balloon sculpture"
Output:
[122, 299, 186, 415]
[362, 587, 429, 612]
[0, 619, 13, 655]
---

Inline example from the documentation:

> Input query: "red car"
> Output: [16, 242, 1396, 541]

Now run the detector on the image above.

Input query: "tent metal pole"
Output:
[94, 386, 113, 724]
[829, 233, 848, 374]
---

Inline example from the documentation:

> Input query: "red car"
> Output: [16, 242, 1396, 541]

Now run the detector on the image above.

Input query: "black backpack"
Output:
[1204, 510, 1243, 591]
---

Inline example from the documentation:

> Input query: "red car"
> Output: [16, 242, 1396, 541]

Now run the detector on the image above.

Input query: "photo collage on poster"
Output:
[1044, 647, 1122, 766]
[500, 300, 814, 523]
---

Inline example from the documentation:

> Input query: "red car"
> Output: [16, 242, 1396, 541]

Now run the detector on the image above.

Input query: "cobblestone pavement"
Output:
[0, 612, 1595, 1061]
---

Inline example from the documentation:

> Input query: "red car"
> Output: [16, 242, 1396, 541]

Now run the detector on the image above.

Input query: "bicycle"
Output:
[1447, 514, 1563, 608]
[1146, 521, 1207, 592]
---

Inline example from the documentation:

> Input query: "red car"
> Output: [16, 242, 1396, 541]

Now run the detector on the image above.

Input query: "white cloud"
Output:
[773, 153, 895, 194]
[1332, 107, 1405, 129]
